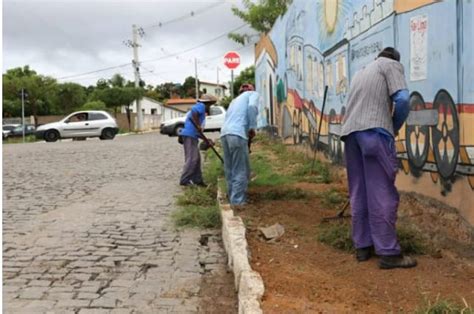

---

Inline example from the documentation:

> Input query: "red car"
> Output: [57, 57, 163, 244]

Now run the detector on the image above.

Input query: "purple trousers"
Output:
[344, 130, 401, 256]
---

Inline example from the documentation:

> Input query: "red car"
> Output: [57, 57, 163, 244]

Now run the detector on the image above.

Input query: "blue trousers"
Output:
[221, 135, 250, 205]
[344, 130, 401, 256]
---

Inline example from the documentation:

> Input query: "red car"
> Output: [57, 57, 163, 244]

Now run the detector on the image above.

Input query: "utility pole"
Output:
[132, 24, 143, 131]
[216, 66, 220, 84]
[21, 89, 26, 143]
[230, 70, 234, 99]
[194, 58, 199, 100]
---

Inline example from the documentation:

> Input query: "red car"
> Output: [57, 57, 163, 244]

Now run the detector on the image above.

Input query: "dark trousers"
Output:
[180, 136, 203, 185]
[345, 130, 401, 256]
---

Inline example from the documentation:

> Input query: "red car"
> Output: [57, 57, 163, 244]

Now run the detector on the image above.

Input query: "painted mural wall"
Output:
[255, 0, 474, 225]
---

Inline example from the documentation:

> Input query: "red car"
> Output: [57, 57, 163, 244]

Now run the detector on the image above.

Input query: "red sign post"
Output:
[224, 51, 241, 99]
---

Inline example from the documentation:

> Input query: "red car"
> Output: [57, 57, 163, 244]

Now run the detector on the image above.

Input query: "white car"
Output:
[160, 105, 226, 136]
[36, 111, 119, 142]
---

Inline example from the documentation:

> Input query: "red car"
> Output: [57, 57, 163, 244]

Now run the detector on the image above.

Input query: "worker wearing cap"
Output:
[220, 84, 259, 205]
[341, 47, 416, 269]
[179, 94, 217, 187]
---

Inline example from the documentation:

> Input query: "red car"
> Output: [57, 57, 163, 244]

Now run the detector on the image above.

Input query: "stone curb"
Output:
[217, 180, 264, 314]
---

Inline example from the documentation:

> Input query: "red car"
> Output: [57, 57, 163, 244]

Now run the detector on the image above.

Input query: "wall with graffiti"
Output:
[255, 0, 474, 225]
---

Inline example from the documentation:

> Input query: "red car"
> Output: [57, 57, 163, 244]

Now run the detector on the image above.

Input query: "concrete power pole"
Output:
[132, 24, 143, 131]
[194, 58, 199, 100]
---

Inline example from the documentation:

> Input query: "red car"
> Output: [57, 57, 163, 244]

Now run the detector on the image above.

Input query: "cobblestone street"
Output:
[3, 133, 236, 313]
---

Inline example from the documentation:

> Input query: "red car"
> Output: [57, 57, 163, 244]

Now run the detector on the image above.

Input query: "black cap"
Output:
[378, 47, 400, 62]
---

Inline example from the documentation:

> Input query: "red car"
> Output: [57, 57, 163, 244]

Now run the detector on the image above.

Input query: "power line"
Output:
[57, 63, 131, 81]
[142, 1, 228, 31]
[141, 24, 247, 64]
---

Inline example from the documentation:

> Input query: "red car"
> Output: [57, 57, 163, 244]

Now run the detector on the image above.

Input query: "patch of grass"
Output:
[416, 296, 473, 314]
[172, 205, 220, 229]
[397, 225, 428, 255]
[260, 188, 312, 200]
[292, 159, 332, 184]
[203, 148, 224, 189]
[317, 188, 345, 209]
[318, 221, 354, 252]
[250, 152, 294, 187]
[175, 186, 215, 207]
[317, 220, 429, 255]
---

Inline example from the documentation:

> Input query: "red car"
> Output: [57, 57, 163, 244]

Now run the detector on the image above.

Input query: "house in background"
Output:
[122, 97, 162, 115]
[199, 81, 227, 100]
[165, 98, 196, 113]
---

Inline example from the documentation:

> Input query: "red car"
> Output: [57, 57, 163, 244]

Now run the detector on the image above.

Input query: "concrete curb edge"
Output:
[217, 179, 264, 314]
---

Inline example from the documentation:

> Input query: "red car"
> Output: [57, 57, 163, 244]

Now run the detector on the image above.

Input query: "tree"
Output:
[52, 82, 86, 114]
[2, 66, 58, 121]
[81, 100, 107, 111]
[109, 73, 126, 88]
[219, 95, 233, 110]
[181, 76, 198, 98]
[231, 66, 255, 96]
[229, 0, 292, 45]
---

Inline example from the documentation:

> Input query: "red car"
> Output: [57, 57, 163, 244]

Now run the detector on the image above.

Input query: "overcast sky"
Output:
[3, 0, 257, 87]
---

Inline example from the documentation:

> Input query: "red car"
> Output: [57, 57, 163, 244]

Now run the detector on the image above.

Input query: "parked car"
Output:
[8, 124, 36, 138]
[3, 124, 20, 140]
[36, 111, 119, 142]
[160, 105, 226, 136]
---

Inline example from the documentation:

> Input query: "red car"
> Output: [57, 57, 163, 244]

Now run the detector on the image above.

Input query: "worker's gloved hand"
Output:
[248, 129, 256, 139]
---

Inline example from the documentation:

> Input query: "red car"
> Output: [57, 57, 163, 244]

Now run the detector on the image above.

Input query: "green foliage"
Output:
[52, 82, 87, 114]
[416, 296, 473, 314]
[219, 95, 233, 109]
[292, 159, 332, 184]
[250, 152, 294, 186]
[109, 74, 126, 88]
[3, 135, 39, 144]
[316, 188, 345, 209]
[229, 0, 292, 44]
[203, 149, 224, 189]
[318, 221, 354, 252]
[172, 205, 221, 229]
[89, 87, 143, 112]
[232, 66, 255, 97]
[397, 225, 428, 255]
[80, 100, 107, 111]
[317, 220, 428, 255]
[182, 76, 198, 98]
[176, 186, 215, 207]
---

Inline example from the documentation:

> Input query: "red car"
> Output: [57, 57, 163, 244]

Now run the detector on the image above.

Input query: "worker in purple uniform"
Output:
[179, 94, 217, 187]
[341, 47, 417, 269]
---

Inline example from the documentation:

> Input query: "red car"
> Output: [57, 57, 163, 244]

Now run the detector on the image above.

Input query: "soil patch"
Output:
[240, 183, 474, 313]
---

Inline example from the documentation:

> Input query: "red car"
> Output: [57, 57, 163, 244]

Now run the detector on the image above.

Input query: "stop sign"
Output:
[224, 51, 241, 70]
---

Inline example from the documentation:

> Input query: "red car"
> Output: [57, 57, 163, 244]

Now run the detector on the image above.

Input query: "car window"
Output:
[68, 113, 88, 122]
[89, 113, 108, 121]
[209, 107, 222, 116]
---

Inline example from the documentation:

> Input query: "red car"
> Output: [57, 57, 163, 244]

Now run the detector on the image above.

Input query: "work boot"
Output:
[355, 246, 373, 262]
[378, 255, 417, 269]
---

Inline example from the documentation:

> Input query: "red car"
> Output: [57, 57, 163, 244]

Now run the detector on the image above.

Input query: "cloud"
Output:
[3, 0, 256, 86]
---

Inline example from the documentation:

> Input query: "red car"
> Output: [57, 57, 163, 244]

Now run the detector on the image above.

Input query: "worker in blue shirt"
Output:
[220, 84, 259, 205]
[179, 94, 217, 186]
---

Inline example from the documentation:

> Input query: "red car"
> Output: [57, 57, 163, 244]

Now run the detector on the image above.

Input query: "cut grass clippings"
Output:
[318, 220, 430, 255]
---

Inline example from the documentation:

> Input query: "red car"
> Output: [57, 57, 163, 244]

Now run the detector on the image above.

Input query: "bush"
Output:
[80, 100, 107, 111]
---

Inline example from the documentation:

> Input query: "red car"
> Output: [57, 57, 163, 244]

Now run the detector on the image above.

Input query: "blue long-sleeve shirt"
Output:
[374, 89, 410, 139]
[220, 91, 259, 140]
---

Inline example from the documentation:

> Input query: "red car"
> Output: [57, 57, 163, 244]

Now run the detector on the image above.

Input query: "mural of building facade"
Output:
[255, 0, 474, 225]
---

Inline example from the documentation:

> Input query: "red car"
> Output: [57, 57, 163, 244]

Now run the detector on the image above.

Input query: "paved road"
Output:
[3, 133, 236, 313]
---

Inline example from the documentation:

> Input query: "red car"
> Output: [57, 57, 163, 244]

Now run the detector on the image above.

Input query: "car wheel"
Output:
[100, 128, 116, 140]
[44, 130, 59, 142]
[174, 124, 184, 137]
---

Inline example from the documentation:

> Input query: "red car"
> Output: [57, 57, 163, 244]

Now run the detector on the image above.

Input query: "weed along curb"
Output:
[217, 179, 265, 314]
